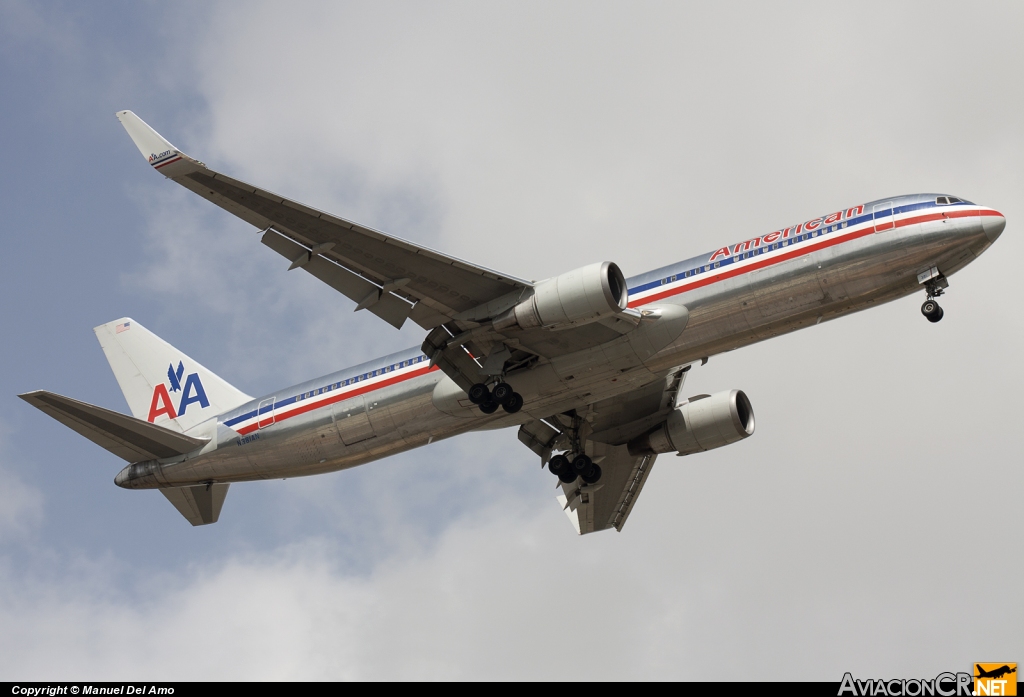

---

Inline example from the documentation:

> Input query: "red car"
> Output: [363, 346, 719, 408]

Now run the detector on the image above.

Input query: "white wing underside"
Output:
[558, 445, 658, 534]
[538, 364, 692, 535]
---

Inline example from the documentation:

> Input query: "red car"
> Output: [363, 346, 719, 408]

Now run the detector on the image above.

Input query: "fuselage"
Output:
[115, 194, 1005, 489]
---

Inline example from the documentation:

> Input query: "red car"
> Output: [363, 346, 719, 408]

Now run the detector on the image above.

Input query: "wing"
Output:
[520, 365, 691, 534]
[116, 111, 532, 331]
[116, 112, 687, 394]
[557, 444, 657, 534]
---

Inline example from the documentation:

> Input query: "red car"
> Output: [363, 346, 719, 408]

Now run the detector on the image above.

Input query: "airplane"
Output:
[19, 111, 1006, 534]
[975, 665, 1016, 680]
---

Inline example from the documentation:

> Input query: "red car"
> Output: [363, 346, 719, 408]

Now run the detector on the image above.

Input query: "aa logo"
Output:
[974, 664, 1017, 696]
[147, 360, 210, 422]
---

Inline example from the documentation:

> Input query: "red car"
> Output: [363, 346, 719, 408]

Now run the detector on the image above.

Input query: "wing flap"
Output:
[557, 443, 657, 534]
[260, 229, 414, 329]
[179, 169, 526, 318]
[19, 391, 208, 462]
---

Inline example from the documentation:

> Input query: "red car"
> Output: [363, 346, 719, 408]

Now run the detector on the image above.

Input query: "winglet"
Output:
[115, 111, 201, 176]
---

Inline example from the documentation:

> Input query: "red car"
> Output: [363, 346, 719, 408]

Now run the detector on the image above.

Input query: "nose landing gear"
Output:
[921, 299, 944, 323]
[919, 268, 948, 323]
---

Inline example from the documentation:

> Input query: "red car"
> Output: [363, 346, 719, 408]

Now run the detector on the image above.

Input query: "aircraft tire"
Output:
[571, 454, 592, 474]
[479, 400, 499, 414]
[549, 454, 569, 476]
[557, 469, 578, 484]
[581, 463, 602, 485]
[502, 392, 523, 413]
[492, 382, 515, 405]
[468, 383, 491, 405]
[921, 300, 943, 322]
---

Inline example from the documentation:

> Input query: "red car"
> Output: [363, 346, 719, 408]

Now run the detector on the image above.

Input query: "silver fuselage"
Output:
[115, 194, 1005, 489]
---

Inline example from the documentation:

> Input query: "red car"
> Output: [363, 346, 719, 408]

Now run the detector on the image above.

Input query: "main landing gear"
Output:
[547, 452, 602, 485]
[543, 411, 602, 484]
[468, 381, 523, 414]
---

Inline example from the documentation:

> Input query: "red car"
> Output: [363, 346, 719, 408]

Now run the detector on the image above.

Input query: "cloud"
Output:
[0, 428, 44, 544]
[1, 463, 1021, 681]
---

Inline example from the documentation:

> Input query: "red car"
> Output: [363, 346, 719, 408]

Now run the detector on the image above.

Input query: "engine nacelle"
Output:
[628, 390, 755, 457]
[494, 261, 628, 332]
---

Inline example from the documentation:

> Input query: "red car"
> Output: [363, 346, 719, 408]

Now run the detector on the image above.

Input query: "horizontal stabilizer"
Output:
[160, 483, 229, 526]
[19, 390, 208, 462]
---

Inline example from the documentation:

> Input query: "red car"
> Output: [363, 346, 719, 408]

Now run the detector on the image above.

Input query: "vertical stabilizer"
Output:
[94, 318, 251, 433]
[161, 484, 230, 526]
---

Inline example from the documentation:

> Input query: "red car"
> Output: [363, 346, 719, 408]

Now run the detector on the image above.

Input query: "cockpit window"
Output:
[936, 196, 949, 205]
[948, 196, 963, 203]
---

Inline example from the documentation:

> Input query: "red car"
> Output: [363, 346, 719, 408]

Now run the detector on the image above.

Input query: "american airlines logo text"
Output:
[147, 360, 209, 422]
[709, 205, 865, 262]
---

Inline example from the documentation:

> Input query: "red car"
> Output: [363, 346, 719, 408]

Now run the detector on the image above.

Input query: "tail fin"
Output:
[94, 318, 252, 433]
[161, 484, 229, 526]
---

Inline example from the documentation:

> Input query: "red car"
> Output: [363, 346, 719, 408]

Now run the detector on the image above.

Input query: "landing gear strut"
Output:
[544, 411, 603, 484]
[468, 380, 523, 414]
[921, 276, 946, 323]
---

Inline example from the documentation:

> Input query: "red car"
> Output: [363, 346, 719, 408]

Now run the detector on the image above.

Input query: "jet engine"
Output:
[494, 261, 629, 332]
[628, 390, 755, 456]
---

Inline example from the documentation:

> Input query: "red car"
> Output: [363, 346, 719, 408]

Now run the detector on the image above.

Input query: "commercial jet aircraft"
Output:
[19, 112, 1006, 533]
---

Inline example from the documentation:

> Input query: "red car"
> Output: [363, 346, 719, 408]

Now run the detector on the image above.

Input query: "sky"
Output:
[0, 0, 1021, 681]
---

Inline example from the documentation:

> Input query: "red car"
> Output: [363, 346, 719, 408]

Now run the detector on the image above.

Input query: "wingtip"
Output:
[115, 111, 181, 166]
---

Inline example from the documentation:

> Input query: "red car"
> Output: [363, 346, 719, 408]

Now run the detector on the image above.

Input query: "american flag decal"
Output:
[115, 322, 131, 334]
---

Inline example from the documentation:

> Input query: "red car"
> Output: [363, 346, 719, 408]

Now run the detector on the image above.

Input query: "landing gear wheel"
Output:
[548, 454, 569, 476]
[580, 463, 602, 485]
[479, 400, 499, 414]
[921, 300, 944, 323]
[492, 382, 515, 405]
[557, 469, 578, 483]
[468, 383, 491, 405]
[502, 392, 523, 414]
[571, 454, 592, 474]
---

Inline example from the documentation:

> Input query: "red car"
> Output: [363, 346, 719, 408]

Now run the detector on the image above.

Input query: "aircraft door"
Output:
[257, 397, 275, 429]
[366, 398, 397, 435]
[332, 395, 375, 446]
[872, 201, 896, 232]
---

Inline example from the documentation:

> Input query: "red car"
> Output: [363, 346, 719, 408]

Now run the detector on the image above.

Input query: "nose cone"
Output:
[983, 210, 1006, 243]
